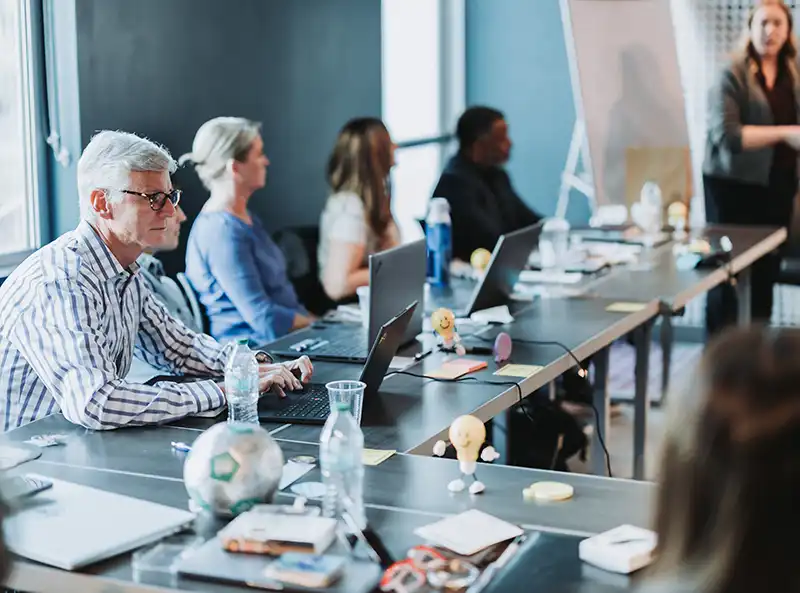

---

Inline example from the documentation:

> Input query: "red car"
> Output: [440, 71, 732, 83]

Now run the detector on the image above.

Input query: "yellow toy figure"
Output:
[432, 415, 500, 494]
[431, 308, 466, 356]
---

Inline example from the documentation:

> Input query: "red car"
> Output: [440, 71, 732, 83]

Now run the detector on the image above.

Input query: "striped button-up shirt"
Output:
[0, 221, 229, 431]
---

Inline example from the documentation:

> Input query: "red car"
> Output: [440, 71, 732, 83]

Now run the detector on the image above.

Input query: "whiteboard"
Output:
[562, 0, 691, 208]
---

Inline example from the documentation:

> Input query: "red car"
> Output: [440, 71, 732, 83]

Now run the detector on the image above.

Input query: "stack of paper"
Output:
[414, 509, 523, 556]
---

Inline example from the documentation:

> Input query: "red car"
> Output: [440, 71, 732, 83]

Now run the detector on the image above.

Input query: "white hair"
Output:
[77, 130, 177, 220]
[178, 117, 260, 190]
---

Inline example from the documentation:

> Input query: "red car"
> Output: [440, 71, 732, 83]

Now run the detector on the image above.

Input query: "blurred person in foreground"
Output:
[640, 325, 800, 593]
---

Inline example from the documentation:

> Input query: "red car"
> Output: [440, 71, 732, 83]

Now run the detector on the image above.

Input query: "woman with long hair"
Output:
[318, 117, 400, 301]
[641, 325, 800, 592]
[704, 0, 800, 336]
[182, 117, 312, 344]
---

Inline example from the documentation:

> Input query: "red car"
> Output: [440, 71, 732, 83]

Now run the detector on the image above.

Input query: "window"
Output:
[0, 0, 42, 258]
[382, 0, 464, 242]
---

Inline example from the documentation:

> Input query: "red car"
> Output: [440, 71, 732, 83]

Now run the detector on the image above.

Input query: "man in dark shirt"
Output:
[432, 106, 543, 261]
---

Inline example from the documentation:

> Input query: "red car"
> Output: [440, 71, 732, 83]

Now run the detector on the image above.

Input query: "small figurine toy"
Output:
[432, 415, 500, 494]
[431, 308, 466, 356]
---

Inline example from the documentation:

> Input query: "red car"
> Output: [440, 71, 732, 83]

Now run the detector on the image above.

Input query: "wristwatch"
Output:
[254, 350, 274, 364]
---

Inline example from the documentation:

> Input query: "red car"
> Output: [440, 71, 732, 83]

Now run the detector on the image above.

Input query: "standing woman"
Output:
[318, 118, 400, 301]
[182, 117, 312, 345]
[704, 0, 800, 336]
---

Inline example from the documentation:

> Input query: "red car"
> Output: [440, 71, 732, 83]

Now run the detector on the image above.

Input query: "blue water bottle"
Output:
[426, 197, 452, 287]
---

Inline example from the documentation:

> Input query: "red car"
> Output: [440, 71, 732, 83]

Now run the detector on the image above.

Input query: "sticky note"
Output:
[605, 302, 647, 313]
[428, 358, 488, 379]
[362, 449, 395, 466]
[494, 364, 544, 378]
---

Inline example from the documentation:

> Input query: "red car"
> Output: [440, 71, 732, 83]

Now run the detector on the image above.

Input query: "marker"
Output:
[308, 339, 329, 351]
[171, 441, 192, 453]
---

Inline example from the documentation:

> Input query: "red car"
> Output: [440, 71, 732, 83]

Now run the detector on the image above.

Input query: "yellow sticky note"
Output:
[494, 364, 544, 378]
[362, 449, 395, 466]
[605, 302, 647, 313]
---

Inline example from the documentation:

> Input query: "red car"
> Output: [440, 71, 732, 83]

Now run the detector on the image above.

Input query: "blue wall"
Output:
[49, 0, 381, 276]
[465, 0, 590, 224]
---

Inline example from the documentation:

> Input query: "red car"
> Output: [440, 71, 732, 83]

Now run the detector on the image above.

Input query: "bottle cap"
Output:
[236, 338, 249, 345]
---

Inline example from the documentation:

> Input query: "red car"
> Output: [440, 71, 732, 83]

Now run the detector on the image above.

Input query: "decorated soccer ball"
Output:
[183, 422, 284, 517]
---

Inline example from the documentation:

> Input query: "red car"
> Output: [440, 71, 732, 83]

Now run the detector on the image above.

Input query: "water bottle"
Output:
[224, 338, 259, 424]
[320, 382, 366, 531]
[539, 217, 571, 274]
[426, 197, 452, 287]
[639, 181, 663, 234]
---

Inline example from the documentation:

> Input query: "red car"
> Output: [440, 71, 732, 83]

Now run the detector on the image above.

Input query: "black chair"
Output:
[273, 226, 336, 317]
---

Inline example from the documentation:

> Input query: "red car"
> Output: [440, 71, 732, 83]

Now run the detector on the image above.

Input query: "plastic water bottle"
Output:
[539, 217, 571, 274]
[224, 339, 259, 424]
[320, 390, 366, 531]
[426, 197, 452, 287]
[639, 181, 663, 233]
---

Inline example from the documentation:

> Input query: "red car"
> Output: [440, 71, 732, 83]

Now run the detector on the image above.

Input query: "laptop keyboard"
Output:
[306, 338, 366, 360]
[269, 384, 330, 419]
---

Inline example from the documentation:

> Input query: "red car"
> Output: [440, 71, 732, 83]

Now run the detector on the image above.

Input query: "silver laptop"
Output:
[4, 475, 194, 570]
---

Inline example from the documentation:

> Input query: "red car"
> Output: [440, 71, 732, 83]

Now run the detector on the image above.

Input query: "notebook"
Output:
[3, 475, 194, 570]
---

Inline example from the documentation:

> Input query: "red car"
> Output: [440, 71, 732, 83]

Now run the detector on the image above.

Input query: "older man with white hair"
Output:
[0, 130, 311, 431]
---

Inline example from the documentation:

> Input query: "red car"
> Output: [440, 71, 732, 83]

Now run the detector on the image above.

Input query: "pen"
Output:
[171, 441, 192, 453]
[308, 339, 329, 351]
[414, 349, 434, 361]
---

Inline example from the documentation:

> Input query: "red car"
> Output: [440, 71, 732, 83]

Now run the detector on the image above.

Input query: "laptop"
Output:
[258, 301, 417, 425]
[428, 222, 544, 317]
[3, 475, 194, 570]
[267, 239, 425, 362]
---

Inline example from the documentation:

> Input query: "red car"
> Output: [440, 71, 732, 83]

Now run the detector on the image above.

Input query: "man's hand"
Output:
[256, 355, 314, 397]
[278, 355, 314, 383]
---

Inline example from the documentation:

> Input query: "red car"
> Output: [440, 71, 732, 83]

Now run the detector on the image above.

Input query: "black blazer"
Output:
[431, 154, 542, 261]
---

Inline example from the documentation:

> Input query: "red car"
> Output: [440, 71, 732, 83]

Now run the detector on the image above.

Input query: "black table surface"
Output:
[2, 417, 655, 592]
[239, 295, 659, 453]
[3, 417, 655, 538]
[582, 225, 785, 309]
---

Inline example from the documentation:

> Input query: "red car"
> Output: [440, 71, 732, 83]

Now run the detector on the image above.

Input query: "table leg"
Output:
[659, 314, 672, 402]
[590, 347, 610, 476]
[490, 411, 510, 465]
[737, 267, 752, 325]
[633, 321, 653, 480]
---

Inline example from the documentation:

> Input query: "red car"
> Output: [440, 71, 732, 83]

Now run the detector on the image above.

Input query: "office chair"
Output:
[273, 226, 336, 316]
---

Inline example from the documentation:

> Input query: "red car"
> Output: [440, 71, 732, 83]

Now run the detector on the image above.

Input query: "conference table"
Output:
[0, 224, 784, 592]
[2, 416, 655, 593]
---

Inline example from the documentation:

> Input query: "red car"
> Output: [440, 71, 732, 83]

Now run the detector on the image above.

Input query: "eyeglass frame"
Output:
[118, 188, 182, 212]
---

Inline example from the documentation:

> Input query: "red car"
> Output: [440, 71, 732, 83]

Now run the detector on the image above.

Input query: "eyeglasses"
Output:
[120, 188, 182, 212]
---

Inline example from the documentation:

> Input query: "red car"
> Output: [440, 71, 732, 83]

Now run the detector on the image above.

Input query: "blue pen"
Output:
[171, 441, 192, 453]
